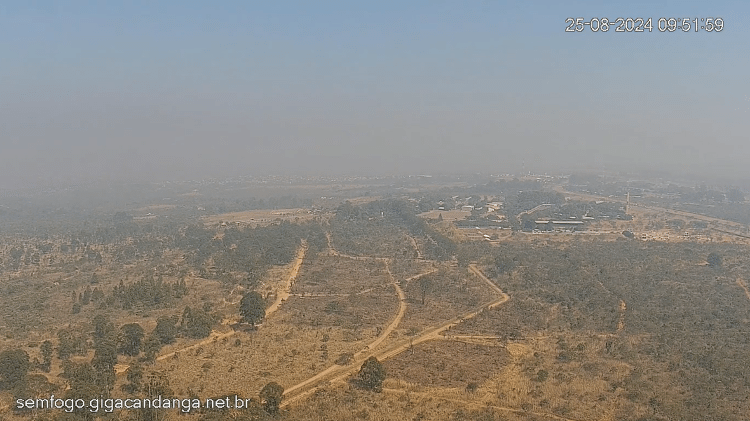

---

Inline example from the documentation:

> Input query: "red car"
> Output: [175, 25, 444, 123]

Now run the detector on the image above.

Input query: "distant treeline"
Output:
[332, 199, 456, 260]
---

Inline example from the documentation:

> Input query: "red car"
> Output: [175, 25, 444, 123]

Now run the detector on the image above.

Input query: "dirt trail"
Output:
[325, 231, 334, 254]
[468, 264, 507, 308]
[442, 335, 502, 340]
[400, 269, 438, 287]
[154, 243, 307, 363]
[596, 279, 626, 335]
[355, 260, 407, 357]
[327, 231, 435, 263]
[155, 327, 234, 363]
[617, 300, 626, 333]
[736, 278, 750, 302]
[282, 264, 509, 408]
[408, 235, 423, 259]
[265, 241, 307, 317]
[284, 260, 413, 397]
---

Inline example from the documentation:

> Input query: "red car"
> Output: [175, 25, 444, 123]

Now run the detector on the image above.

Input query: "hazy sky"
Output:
[2, 1, 749, 189]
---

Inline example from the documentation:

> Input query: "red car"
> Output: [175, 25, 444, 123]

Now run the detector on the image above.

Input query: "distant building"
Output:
[534, 220, 585, 231]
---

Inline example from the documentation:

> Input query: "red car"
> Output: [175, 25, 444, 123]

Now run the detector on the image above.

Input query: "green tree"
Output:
[259, 381, 284, 415]
[61, 361, 99, 421]
[707, 252, 722, 268]
[122, 363, 143, 393]
[358, 356, 386, 392]
[240, 291, 266, 326]
[141, 335, 162, 363]
[140, 371, 174, 421]
[119, 323, 145, 356]
[82, 286, 92, 305]
[0, 349, 30, 389]
[92, 336, 117, 392]
[57, 329, 87, 359]
[182, 306, 214, 339]
[154, 315, 178, 344]
[419, 276, 433, 305]
[40, 340, 53, 372]
[93, 314, 115, 340]
[91, 287, 104, 302]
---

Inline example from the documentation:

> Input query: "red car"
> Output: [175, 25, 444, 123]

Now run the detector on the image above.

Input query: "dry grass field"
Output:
[3, 188, 750, 421]
[398, 266, 496, 334]
[291, 254, 391, 295]
[383, 340, 510, 389]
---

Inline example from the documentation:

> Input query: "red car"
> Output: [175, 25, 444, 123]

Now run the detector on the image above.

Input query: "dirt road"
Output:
[356, 260, 407, 357]
[617, 300, 626, 333]
[265, 241, 307, 317]
[281, 264, 509, 408]
[736, 278, 750, 303]
[154, 242, 307, 363]
[284, 261, 413, 397]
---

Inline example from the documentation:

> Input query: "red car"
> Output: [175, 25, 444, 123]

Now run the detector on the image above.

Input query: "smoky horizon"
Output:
[2, 2, 749, 189]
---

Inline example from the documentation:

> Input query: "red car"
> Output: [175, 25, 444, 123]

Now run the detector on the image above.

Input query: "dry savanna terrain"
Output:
[1, 183, 750, 421]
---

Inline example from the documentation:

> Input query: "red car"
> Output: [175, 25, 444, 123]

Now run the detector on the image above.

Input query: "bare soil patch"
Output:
[418, 209, 470, 222]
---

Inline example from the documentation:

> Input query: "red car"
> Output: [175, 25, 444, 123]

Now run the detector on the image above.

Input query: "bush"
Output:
[358, 356, 386, 392]
[707, 252, 722, 268]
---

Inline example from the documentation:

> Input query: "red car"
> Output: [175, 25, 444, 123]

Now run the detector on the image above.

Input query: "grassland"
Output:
[2, 187, 750, 421]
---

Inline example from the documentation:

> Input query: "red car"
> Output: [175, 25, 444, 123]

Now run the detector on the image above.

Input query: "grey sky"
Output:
[1, 2, 749, 189]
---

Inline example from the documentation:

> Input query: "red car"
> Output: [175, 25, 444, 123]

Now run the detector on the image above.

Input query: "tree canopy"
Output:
[240, 291, 266, 326]
[0, 349, 30, 388]
[358, 356, 386, 392]
[119, 323, 145, 356]
[259, 381, 284, 415]
[707, 252, 722, 268]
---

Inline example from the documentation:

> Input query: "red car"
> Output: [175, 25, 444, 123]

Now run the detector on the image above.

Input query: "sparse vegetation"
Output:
[1, 176, 749, 421]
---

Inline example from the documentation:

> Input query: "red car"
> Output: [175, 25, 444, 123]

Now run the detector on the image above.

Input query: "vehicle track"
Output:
[154, 242, 307, 362]
[281, 264, 509, 407]
[284, 261, 415, 397]
[617, 300, 626, 333]
[736, 278, 750, 303]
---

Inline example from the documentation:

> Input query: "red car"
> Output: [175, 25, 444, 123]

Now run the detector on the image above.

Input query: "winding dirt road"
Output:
[281, 264, 509, 408]
[283, 260, 412, 397]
